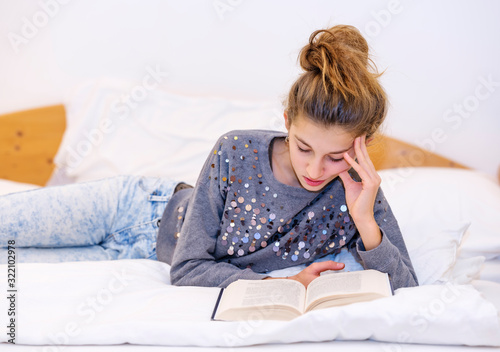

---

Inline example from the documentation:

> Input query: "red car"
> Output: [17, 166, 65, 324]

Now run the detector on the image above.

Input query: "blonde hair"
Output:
[285, 25, 387, 138]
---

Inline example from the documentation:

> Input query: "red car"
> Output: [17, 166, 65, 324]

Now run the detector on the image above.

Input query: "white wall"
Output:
[1, 0, 499, 177]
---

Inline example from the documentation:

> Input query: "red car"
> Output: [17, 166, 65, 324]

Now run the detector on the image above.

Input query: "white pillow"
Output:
[450, 255, 485, 284]
[402, 220, 478, 285]
[379, 167, 500, 260]
[52, 78, 285, 186]
[0, 179, 40, 196]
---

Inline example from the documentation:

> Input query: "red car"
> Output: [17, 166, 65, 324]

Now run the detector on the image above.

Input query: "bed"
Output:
[1, 79, 500, 351]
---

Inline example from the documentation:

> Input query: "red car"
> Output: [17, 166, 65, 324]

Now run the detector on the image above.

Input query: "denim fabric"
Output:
[0, 175, 176, 264]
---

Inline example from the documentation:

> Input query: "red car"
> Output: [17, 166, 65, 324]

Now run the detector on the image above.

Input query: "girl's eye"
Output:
[328, 156, 344, 163]
[298, 145, 343, 162]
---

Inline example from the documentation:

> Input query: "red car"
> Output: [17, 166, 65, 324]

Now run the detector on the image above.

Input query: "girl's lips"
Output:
[303, 176, 325, 187]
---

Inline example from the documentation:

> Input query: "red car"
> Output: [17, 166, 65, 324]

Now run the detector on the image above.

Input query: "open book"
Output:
[212, 269, 392, 321]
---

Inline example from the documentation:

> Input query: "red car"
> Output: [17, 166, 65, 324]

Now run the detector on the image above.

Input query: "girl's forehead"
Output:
[291, 129, 354, 155]
[291, 117, 355, 146]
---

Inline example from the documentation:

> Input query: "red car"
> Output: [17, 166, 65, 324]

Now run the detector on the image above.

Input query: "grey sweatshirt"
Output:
[157, 130, 418, 290]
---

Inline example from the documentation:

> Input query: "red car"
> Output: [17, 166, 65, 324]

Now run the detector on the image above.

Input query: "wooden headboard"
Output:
[0, 105, 468, 187]
[0, 105, 66, 185]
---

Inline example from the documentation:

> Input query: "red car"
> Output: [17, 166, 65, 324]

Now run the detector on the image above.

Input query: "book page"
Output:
[216, 279, 306, 314]
[305, 270, 391, 310]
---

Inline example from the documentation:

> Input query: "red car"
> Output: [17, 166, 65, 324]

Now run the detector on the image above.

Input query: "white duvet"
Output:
[1, 259, 499, 347]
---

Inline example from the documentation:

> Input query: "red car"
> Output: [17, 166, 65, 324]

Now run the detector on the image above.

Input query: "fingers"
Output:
[338, 170, 354, 187]
[308, 260, 345, 275]
[344, 136, 381, 189]
[292, 261, 345, 287]
[355, 135, 377, 174]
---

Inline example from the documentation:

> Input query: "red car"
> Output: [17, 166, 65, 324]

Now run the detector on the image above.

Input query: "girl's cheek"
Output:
[330, 161, 350, 176]
[338, 158, 353, 173]
[339, 162, 351, 173]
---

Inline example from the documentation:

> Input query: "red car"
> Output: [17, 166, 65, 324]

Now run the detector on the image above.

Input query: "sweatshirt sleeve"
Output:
[169, 134, 267, 288]
[351, 188, 419, 291]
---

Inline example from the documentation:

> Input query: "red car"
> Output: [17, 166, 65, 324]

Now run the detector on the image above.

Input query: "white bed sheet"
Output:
[0, 179, 40, 196]
[5, 341, 500, 352]
[0, 259, 499, 349]
[2, 166, 500, 350]
[480, 259, 500, 283]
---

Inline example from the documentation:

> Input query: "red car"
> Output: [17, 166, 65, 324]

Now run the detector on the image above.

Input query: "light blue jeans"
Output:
[0, 176, 177, 264]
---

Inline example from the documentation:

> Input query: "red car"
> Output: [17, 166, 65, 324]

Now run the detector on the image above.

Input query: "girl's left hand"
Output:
[338, 135, 381, 224]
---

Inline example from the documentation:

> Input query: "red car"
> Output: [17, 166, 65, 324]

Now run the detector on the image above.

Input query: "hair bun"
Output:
[285, 24, 387, 140]
[299, 25, 374, 99]
[300, 25, 369, 72]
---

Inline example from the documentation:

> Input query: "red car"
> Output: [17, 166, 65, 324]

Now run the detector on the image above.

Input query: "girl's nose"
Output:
[306, 158, 324, 179]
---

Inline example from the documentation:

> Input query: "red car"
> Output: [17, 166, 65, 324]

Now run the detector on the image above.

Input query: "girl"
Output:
[158, 25, 417, 290]
[0, 25, 418, 291]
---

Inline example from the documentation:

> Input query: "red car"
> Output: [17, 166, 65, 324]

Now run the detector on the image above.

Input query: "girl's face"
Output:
[285, 114, 356, 192]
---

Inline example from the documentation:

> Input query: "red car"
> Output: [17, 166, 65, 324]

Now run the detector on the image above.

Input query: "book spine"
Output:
[210, 288, 225, 321]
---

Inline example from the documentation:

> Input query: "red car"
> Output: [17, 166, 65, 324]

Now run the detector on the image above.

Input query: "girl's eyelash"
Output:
[298, 146, 343, 162]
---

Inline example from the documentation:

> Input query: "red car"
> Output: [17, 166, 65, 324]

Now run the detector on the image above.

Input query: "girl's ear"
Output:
[284, 111, 290, 131]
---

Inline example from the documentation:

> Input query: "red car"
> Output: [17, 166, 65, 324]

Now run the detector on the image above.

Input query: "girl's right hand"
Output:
[288, 261, 345, 287]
